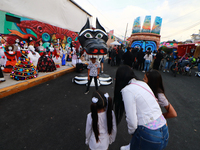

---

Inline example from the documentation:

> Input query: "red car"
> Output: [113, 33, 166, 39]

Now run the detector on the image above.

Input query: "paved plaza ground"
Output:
[0, 61, 199, 150]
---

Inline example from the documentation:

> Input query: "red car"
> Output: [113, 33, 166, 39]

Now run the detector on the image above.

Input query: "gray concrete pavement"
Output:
[0, 60, 199, 150]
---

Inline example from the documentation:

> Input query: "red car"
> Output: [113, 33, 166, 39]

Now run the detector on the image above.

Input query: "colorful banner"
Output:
[151, 16, 162, 34]
[132, 17, 141, 33]
[141, 16, 151, 33]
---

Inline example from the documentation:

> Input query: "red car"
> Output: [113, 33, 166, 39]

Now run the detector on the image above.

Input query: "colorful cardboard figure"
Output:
[73, 18, 112, 86]
[52, 48, 61, 68]
[3, 44, 17, 73]
[78, 18, 108, 56]
[10, 48, 38, 81]
[14, 39, 22, 60]
[0, 36, 6, 82]
[28, 45, 40, 67]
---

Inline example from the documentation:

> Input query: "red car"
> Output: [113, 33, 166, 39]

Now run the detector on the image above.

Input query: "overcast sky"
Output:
[74, 0, 200, 42]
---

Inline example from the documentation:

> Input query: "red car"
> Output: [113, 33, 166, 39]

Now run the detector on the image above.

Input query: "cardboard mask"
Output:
[78, 18, 108, 55]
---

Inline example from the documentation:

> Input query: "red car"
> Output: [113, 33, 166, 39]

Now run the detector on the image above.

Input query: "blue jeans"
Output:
[130, 125, 169, 150]
[198, 63, 200, 72]
[144, 60, 150, 71]
[164, 61, 172, 70]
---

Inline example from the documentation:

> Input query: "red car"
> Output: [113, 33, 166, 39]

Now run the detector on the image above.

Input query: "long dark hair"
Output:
[145, 70, 165, 98]
[114, 65, 137, 124]
[90, 90, 113, 142]
[146, 50, 151, 57]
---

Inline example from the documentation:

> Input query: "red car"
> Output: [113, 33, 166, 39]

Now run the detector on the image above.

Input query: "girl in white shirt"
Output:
[85, 90, 117, 150]
[144, 70, 177, 119]
[114, 65, 169, 150]
[143, 50, 152, 72]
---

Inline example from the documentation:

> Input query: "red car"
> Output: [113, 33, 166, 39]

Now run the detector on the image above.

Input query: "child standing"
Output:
[85, 57, 100, 94]
[85, 90, 117, 150]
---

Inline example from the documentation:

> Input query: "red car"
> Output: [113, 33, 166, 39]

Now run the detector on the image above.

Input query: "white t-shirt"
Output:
[85, 111, 117, 150]
[87, 61, 101, 77]
[157, 93, 169, 107]
[144, 54, 152, 62]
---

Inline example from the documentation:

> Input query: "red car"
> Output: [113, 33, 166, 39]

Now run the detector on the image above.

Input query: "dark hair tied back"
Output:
[90, 90, 114, 142]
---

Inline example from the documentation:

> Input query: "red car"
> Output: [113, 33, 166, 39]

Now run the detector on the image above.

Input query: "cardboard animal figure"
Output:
[78, 18, 108, 56]
[72, 18, 113, 86]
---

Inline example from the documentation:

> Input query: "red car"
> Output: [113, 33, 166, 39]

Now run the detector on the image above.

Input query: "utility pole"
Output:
[124, 23, 128, 41]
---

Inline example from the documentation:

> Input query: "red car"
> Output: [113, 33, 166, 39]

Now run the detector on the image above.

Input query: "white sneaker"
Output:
[84, 91, 89, 94]
[142, 70, 145, 73]
[120, 143, 130, 150]
[101, 71, 103, 73]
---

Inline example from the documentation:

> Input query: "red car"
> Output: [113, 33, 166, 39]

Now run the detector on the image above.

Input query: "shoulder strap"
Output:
[130, 83, 158, 101]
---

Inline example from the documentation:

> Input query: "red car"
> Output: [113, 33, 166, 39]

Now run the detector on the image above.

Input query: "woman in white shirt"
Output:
[85, 90, 117, 150]
[114, 65, 169, 150]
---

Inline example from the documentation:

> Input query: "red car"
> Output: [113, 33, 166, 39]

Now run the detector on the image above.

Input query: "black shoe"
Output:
[85, 91, 89, 94]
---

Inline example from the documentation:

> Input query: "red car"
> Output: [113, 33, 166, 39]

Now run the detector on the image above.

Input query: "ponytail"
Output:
[90, 103, 99, 142]
[107, 97, 113, 135]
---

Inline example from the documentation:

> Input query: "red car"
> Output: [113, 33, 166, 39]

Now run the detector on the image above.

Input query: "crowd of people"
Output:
[1, 34, 196, 149]
[83, 45, 180, 150]
[108, 45, 200, 75]
[84, 42, 200, 150]
[84, 63, 177, 150]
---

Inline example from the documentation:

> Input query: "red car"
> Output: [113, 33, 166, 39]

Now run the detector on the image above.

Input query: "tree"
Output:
[159, 46, 173, 54]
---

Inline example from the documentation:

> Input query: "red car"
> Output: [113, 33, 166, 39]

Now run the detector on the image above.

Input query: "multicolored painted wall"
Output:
[0, 10, 80, 49]
[131, 40, 157, 52]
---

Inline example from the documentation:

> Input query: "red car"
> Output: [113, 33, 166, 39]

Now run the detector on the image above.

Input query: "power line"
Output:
[164, 7, 200, 24]
[162, 19, 200, 38]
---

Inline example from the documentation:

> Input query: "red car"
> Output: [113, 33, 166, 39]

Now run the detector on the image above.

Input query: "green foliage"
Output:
[159, 46, 173, 53]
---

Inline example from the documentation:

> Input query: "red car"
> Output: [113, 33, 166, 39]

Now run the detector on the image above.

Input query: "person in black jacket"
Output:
[131, 47, 138, 69]
[136, 48, 145, 70]
[122, 47, 134, 67]
[153, 49, 163, 70]
[118, 47, 124, 66]
[110, 47, 117, 66]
